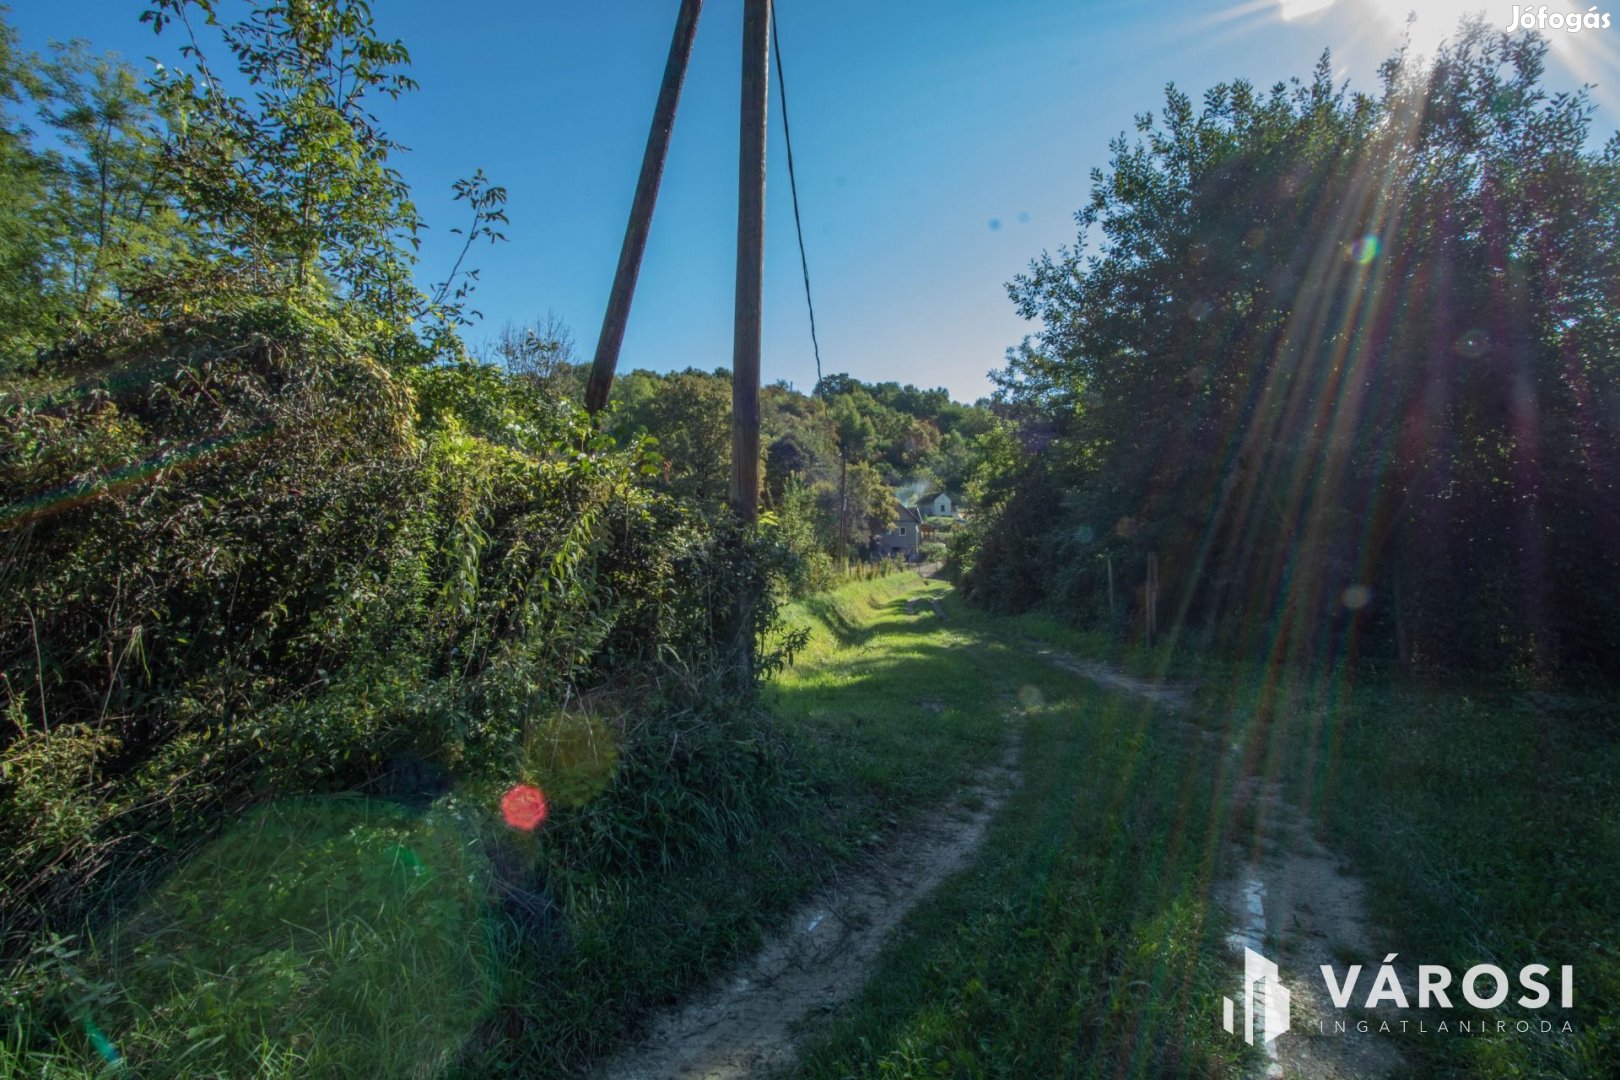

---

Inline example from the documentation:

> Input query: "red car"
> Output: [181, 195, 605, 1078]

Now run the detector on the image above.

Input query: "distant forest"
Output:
[488, 328, 994, 579]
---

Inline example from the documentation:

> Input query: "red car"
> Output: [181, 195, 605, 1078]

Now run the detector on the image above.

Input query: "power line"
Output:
[771, 9, 824, 393]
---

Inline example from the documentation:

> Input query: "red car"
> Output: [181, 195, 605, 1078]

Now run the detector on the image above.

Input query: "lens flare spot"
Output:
[1455, 328, 1490, 358]
[1342, 584, 1372, 611]
[1017, 685, 1045, 709]
[1074, 524, 1096, 544]
[501, 784, 548, 831]
[523, 708, 619, 808]
[386, 843, 425, 877]
[82, 1017, 120, 1065]
[1351, 235, 1380, 265]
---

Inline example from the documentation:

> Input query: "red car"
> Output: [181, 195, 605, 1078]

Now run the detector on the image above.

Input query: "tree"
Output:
[0, 17, 59, 364]
[846, 460, 896, 547]
[141, 0, 504, 353]
[969, 23, 1620, 674]
[144, 0, 419, 301]
[484, 311, 582, 401]
[764, 432, 812, 505]
[34, 41, 191, 319]
[828, 392, 875, 559]
[620, 368, 734, 512]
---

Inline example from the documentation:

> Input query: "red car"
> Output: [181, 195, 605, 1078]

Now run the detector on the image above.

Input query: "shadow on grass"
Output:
[769, 584, 1194, 875]
[793, 592, 946, 649]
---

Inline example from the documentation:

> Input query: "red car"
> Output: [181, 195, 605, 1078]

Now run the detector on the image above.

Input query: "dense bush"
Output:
[0, 292, 797, 960]
[0, 4, 817, 1073]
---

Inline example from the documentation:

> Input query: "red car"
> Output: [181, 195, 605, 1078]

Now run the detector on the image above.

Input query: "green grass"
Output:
[768, 573, 1010, 846]
[4, 798, 493, 1078]
[775, 579, 1240, 1078]
[22, 572, 1606, 1077]
[1005, 611, 1620, 1076]
[17, 570, 1231, 1078]
[1273, 676, 1619, 1076]
[780, 590, 1620, 1078]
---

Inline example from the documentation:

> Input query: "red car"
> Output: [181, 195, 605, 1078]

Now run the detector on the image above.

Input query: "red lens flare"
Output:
[500, 784, 548, 831]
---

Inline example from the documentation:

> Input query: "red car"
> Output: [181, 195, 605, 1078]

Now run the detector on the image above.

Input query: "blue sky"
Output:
[8, 1, 1617, 401]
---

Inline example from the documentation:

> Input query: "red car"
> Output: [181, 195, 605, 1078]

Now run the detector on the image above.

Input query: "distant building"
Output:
[872, 504, 925, 560]
[919, 491, 954, 518]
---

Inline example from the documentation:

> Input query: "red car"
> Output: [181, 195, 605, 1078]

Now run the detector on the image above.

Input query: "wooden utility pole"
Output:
[729, 0, 770, 523]
[584, 0, 705, 415]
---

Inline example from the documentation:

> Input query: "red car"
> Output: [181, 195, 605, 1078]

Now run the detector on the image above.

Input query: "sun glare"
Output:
[1364, 1, 1492, 54]
[1268, 0, 1618, 112]
[1279, 0, 1337, 20]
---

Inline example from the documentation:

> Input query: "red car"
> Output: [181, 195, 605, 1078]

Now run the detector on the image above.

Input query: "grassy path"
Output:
[596, 725, 1021, 1079]
[758, 569, 1620, 1075]
[764, 573, 1241, 1078]
[22, 571, 1609, 1077]
[774, 574, 1617, 1078]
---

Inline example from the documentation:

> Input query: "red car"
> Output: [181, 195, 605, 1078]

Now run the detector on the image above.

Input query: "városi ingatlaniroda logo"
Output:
[1222, 950, 1576, 1043]
[1224, 947, 1291, 1045]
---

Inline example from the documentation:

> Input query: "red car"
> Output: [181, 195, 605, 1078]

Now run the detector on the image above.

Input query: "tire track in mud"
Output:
[1028, 645, 1404, 1079]
[594, 734, 1022, 1080]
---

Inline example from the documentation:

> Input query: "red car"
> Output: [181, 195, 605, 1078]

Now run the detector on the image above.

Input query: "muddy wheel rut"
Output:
[1030, 643, 1406, 1079]
[594, 733, 1022, 1080]
[598, 640, 1403, 1080]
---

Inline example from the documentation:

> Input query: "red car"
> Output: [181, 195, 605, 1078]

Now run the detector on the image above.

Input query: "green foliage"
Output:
[482, 312, 582, 403]
[34, 40, 193, 321]
[0, 291, 795, 952]
[828, 389, 876, 461]
[0, 3, 819, 1076]
[609, 367, 734, 512]
[582, 362, 988, 565]
[143, 0, 421, 313]
[841, 459, 897, 546]
[766, 477, 835, 596]
[0, 17, 69, 365]
[0, 1, 509, 370]
[0, 303, 814, 1075]
[965, 26, 1620, 677]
